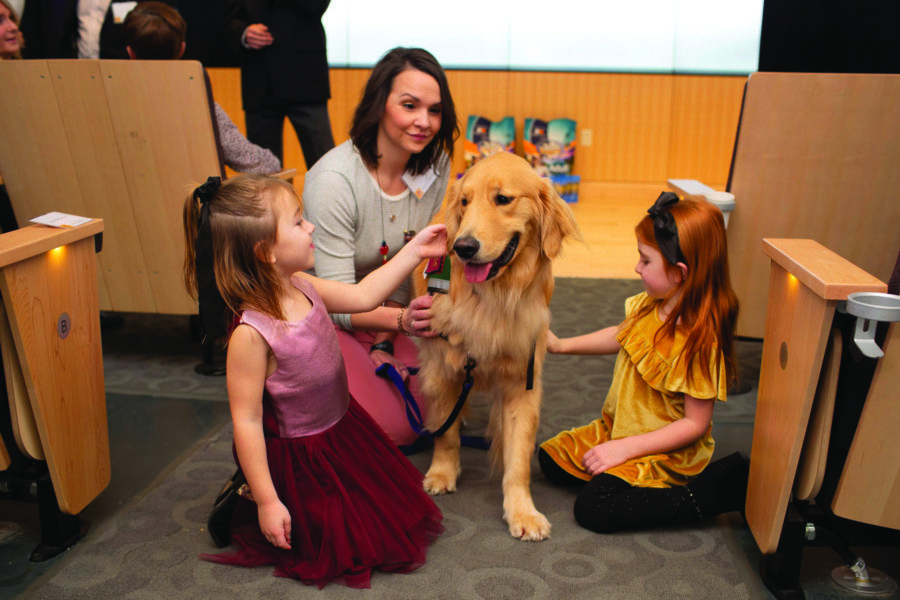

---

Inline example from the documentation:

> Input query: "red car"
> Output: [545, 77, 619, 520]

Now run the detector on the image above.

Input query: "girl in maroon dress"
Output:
[183, 174, 446, 588]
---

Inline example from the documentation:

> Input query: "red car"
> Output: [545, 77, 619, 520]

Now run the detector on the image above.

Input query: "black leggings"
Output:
[539, 449, 703, 533]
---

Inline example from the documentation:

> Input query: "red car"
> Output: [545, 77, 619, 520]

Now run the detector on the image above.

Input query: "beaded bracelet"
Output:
[397, 307, 412, 336]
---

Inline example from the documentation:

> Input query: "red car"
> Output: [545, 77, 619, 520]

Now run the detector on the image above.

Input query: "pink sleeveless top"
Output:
[239, 277, 350, 437]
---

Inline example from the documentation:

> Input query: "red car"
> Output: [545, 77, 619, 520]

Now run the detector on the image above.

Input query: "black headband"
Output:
[647, 192, 686, 266]
[193, 176, 229, 341]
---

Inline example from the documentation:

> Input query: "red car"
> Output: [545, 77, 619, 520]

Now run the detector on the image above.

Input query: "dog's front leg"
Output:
[423, 419, 462, 495]
[501, 386, 551, 541]
[420, 358, 464, 495]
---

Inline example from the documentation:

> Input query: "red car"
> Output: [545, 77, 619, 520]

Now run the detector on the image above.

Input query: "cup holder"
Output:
[845, 292, 900, 358]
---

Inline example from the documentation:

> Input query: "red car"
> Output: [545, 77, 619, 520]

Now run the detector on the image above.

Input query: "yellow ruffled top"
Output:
[541, 292, 727, 488]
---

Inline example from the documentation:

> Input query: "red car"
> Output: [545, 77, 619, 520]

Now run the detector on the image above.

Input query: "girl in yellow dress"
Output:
[539, 193, 747, 533]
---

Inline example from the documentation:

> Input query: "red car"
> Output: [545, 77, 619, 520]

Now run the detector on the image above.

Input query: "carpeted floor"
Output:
[18, 422, 754, 600]
[4, 278, 896, 599]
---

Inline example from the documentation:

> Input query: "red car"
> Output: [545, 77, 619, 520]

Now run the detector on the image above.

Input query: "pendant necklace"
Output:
[377, 169, 415, 263]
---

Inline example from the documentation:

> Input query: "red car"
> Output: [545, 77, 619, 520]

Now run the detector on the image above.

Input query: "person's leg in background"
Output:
[245, 104, 286, 164]
[285, 101, 334, 170]
[0, 182, 19, 233]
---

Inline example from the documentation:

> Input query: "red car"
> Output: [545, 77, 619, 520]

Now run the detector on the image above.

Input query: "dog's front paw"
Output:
[423, 467, 459, 495]
[507, 510, 551, 541]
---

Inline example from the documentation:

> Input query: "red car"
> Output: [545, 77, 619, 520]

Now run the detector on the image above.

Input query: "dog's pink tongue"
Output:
[464, 262, 493, 283]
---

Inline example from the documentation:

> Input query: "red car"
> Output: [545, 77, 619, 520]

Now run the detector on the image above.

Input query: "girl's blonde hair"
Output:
[0, 0, 24, 60]
[183, 173, 298, 323]
[631, 198, 739, 386]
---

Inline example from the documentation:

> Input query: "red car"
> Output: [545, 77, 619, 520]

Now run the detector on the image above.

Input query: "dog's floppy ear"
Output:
[443, 175, 464, 242]
[537, 177, 582, 260]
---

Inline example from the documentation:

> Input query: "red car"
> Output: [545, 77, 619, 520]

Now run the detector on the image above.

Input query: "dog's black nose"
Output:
[453, 237, 480, 260]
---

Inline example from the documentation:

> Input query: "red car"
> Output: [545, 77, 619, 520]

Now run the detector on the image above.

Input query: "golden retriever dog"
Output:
[415, 152, 580, 541]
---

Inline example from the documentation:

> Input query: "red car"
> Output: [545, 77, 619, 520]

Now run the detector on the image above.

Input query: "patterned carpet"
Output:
[18, 278, 768, 599]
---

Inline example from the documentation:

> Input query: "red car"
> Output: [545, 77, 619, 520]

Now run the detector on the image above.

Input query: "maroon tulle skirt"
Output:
[200, 399, 443, 589]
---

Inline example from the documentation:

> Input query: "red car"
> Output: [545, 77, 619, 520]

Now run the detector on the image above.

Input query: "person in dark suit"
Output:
[18, 0, 78, 58]
[226, 0, 335, 168]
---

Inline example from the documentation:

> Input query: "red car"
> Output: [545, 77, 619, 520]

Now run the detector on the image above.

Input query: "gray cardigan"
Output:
[302, 140, 451, 328]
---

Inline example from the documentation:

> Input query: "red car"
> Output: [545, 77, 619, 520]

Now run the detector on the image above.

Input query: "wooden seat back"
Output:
[722, 73, 900, 337]
[0, 59, 222, 315]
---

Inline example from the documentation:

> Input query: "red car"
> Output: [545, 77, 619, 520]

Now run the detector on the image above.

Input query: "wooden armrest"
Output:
[0, 220, 104, 268]
[273, 168, 297, 182]
[667, 178, 718, 200]
[227, 168, 297, 183]
[224, 167, 298, 186]
[762, 238, 886, 300]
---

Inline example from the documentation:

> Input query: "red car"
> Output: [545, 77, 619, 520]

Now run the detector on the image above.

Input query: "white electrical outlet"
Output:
[581, 129, 593, 147]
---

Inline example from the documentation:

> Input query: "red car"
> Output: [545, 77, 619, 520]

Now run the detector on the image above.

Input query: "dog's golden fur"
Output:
[415, 152, 580, 540]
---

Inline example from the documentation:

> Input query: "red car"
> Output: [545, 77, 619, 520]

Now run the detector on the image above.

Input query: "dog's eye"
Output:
[461, 197, 468, 207]
[496, 194, 513, 206]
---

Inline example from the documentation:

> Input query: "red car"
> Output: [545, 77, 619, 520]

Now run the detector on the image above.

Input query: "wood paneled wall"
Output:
[207, 68, 746, 188]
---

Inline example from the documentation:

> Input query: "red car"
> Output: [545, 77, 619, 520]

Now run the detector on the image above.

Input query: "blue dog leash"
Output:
[376, 361, 490, 450]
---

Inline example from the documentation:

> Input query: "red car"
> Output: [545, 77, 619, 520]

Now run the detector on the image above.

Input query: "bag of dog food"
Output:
[464, 115, 515, 170]
[522, 118, 576, 177]
[523, 118, 579, 203]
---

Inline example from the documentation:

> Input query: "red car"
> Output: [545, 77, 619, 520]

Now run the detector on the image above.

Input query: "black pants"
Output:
[245, 100, 334, 169]
[0, 184, 18, 233]
[538, 448, 747, 533]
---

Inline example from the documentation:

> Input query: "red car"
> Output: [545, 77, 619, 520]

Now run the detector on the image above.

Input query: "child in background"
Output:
[183, 174, 445, 588]
[539, 193, 748, 533]
[123, 2, 281, 175]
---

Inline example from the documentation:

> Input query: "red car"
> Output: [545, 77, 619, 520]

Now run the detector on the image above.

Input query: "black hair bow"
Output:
[194, 177, 229, 341]
[647, 192, 686, 266]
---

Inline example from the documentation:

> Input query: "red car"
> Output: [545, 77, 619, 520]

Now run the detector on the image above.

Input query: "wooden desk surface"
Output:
[0, 220, 103, 269]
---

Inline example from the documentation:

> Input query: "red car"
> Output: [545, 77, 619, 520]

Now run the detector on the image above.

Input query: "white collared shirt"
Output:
[76, 0, 113, 58]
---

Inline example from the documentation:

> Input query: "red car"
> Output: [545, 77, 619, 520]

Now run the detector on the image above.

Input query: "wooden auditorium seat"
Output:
[0, 221, 108, 561]
[748, 238, 899, 598]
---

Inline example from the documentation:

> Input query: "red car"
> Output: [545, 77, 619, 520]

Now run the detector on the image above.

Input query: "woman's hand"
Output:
[257, 499, 291, 550]
[408, 224, 448, 259]
[369, 349, 413, 383]
[582, 439, 632, 476]
[400, 294, 441, 338]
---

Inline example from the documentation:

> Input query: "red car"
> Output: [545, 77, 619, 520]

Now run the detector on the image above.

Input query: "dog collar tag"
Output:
[402, 167, 439, 199]
[424, 257, 451, 294]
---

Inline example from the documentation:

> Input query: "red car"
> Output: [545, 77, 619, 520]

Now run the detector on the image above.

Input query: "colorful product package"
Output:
[523, 118, 576, 176]
[464, 115, 515, 170]
[550, 174, 580, 204]
[523, 118, 579, 202]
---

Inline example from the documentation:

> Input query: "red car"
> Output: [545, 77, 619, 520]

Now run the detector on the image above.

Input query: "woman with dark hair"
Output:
[303, 47, 458, 447]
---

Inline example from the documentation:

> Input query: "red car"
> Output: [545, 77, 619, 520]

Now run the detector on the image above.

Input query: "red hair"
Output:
[631, 199, 739, 386]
